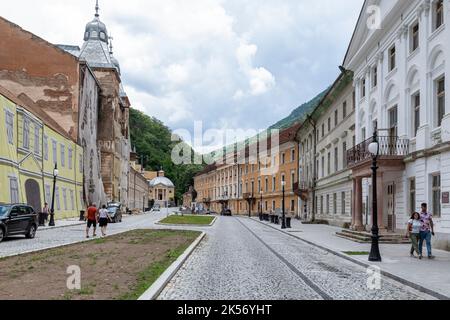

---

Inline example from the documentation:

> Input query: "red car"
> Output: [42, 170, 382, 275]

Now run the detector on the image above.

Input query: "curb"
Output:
[138, 232, 206, 301]
[250, 218, 450, 300]
[39, 222, 85, 232]
[155, 216, 218, 228]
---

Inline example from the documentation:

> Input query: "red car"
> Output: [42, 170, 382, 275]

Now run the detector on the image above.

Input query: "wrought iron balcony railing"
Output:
[347, 136, 410, 167]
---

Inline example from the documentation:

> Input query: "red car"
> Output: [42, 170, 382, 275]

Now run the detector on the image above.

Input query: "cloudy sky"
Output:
[2, 0, 364, 152]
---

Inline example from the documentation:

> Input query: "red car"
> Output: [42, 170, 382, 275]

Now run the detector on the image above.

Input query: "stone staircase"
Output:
[336, 229, 411, 244]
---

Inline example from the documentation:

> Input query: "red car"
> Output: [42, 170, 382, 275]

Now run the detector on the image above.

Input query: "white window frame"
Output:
[52, 140, 58, 166]
[5, 110, 14, 145]
[34, 125, 40, 156]
[68, 148, 73, 170]
[60, 144, 66, 168]
[9, 177, 19, 203]
[23, 116, 30, 149]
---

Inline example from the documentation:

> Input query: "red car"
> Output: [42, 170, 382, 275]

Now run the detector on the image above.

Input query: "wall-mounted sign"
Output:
[443, 192, 450, 204]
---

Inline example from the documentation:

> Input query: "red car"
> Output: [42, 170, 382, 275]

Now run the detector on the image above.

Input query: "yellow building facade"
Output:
[0, 88, 84, 219]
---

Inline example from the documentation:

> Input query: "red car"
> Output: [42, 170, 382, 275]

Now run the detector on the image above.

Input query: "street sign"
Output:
[443, 192, 450, 204]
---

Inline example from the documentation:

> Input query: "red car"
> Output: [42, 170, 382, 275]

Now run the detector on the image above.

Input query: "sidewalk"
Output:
[252, 217, 450, 299]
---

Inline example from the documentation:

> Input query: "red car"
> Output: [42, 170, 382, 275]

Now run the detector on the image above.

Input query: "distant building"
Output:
[149, 170, 176, 207]
[0, 86, 84, 218]
[127, 150, 149, 213]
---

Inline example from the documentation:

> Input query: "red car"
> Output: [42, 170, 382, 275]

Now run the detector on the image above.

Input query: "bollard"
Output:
[80, 210, 86, 222]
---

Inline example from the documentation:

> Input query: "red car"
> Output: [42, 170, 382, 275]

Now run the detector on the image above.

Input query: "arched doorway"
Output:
[25, 179, 42, 212]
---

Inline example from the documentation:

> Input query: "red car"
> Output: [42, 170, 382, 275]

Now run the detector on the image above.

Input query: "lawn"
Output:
[0, 229, 200, 300]
[159, 215, 215, 226]
[343, 251, 370, 256]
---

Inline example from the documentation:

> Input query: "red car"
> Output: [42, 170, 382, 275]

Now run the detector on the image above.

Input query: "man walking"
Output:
[419, 203, 435, 260]
[86, 203, 99, 239]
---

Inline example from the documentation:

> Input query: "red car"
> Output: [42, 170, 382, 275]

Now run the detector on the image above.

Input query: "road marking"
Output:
[236, 218, 333, 301]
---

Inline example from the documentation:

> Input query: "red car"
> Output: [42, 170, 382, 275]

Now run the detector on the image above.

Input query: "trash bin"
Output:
[286, 217, 292, 229]
[80, 210, 86, 222]
[38, 212, 45, 227]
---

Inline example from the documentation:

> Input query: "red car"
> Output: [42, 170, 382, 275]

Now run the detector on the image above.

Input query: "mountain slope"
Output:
[269, 89, 328, 130]
[129, 108, 204, 203]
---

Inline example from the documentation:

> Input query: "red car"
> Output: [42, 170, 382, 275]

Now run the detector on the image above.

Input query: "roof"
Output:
[0, 86, 75, 142]
[149, 176, 175, 188]
[56, 45, 81, 57]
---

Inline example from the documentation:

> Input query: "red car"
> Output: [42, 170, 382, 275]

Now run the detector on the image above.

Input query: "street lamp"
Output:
[49, 164, 59, 227]
[259, 191, 263, 221]
[368, 131, 382, 262]
[281, 180, 286, 229]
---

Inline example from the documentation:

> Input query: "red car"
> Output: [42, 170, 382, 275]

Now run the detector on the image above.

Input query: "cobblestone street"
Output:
[159, 217, 436, 300]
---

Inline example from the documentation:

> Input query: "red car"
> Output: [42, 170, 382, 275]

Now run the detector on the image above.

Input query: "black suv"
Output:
[0, 204, 39, 242]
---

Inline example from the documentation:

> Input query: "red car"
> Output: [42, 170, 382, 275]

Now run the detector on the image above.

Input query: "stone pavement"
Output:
[252, 217, 450, 299]
[158, 217, 436, 300]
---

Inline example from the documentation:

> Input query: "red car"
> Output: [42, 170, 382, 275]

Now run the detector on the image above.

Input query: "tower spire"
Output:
[95, 0, 100, 18]
[109, 35, 114, 54]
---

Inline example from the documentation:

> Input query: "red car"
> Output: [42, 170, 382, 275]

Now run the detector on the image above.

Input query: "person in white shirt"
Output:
[98, 205, 111, 237]
[406, 212, 422, 258]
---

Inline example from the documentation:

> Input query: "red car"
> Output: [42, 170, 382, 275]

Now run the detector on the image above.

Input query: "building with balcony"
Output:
[343, 0, 450, 249]
[296, 71, 356, 227]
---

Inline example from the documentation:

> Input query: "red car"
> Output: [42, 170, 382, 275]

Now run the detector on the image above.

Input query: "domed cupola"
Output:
[84, 0, 109, 43]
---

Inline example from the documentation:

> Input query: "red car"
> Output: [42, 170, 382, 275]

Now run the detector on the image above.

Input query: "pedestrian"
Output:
[98, 205, 111, 237]
[419, 203, 435, 260]
[86, 203, 99, 239]
[42, 203, 50, 225]
[406, 212, 421, 258]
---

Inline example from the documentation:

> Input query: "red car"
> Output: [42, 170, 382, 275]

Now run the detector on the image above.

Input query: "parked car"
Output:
[106, 205, 123, 223]
[221, 209, 232, 216]
[152, 204, 161, 212]
[0, 204, 39, 243]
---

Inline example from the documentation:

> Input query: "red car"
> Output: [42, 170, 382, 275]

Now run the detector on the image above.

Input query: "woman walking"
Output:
[406, 212, 422, 259]
[98, 205, 111, 237]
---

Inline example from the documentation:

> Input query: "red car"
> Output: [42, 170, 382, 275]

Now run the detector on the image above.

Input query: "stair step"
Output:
[336, 230, 411, 244]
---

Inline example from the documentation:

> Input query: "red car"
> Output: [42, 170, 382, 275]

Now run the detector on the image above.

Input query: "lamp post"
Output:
[281, 181, 286, 229]
[259, 191, 263, 221]
[368, 131, 382, 262]
[49, 164, 59, 227]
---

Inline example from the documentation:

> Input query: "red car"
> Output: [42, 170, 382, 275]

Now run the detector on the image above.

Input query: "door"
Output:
[387, 183, 396, 232]
[6, 206, 22, 235]
[25, 179, 42, 214]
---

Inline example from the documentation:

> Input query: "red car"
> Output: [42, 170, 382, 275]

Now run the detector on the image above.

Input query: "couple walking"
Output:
[85, 204, 111, 238]
[407, 203, 436, 260]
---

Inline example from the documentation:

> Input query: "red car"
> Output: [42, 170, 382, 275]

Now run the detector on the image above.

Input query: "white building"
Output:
[297, 72, 356, 228]
[344, 0, 450, 250]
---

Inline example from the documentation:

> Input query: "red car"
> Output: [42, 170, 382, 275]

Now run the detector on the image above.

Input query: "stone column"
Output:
[354, 177, 364, 231]
[351, 178, 356, 229]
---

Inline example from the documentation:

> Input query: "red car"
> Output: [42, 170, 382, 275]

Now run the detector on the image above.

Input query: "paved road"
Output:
[0, 209, 174, 258]
[158, 217, 435, 300]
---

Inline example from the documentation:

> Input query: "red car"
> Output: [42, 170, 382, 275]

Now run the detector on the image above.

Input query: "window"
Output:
[352, 91, 356, 109]
[291, 200, 295, 212]
[321, 156, 325, 178]
[361, 79, 366, 98]
[291, 149, 296, 162]
[328, 118, 331, 132]
[62, 188, 68, 211]
[372, 66, 378, 88]
[34, 126, 40, 155]
[389, 46, 396, 71]
[343, 101, 347, 119]
[272, 201, 276, 211]
[272, 176, 276, 192]
[327, 152, 331, 176]
[45, 185, 51, 204]
[435, 0, 444, 31]
[281, 153, 285, 164]
[52, 140, 57, 165]
[258, 179, 261, 193]
[411, 23, 419, 53]
[335, 110, 339, 127]
[362, 128, 366, 141]
[9, 177, 19, 203]
[320, 196, 324, 214]
[44, 136, 48, 160]
[265, 177, 269, 192]
[326, 195, 330, 214]
[60, 144, 66, 168]
[55, 187, 61, 210]
[342, 142, 347, 168]
[322, 123, 325, 138]
[334, 147, 339, 172]
[333, 193, 337, 215]
[432, 175, 441, 217]
[437, 77, 445, 127]
[23, 117, 30, 149]
[341, 192, 346, 215]
[5, 110, 14, 145]
[409, 178, 416, 214]
[68, 148, 73, 170]
[291, 172, 296, 190]
[413, 93, 420, 136]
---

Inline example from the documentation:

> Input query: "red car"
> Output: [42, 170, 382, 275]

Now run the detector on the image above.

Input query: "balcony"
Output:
[293, 181, 312, 201]
[347, 136, 410, 168]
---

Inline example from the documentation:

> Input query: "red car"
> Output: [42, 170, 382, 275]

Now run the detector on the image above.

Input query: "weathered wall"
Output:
[0, 17, 80, 140]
